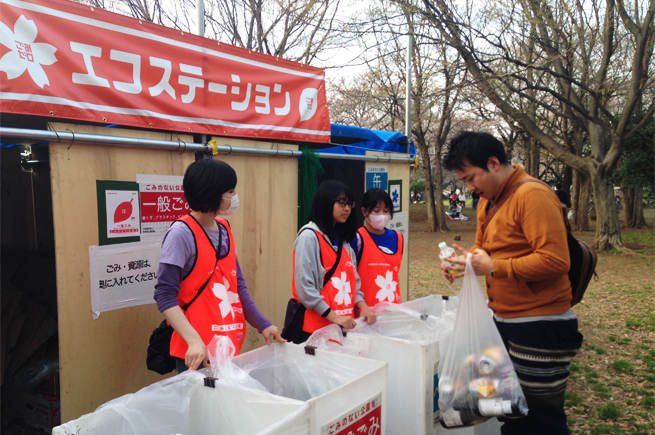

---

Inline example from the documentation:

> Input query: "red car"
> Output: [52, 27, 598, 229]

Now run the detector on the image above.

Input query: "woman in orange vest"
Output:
[350, 188, 403, 308]
[289, 180, 377, 343]
[154, 159, 285, 372]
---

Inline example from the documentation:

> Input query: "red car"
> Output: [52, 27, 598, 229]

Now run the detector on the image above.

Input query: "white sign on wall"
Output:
[387, 211, 408, 246]
[89, 241, 161, 319]
[105, 190, 140, 238]
[137, 174, 187, 235]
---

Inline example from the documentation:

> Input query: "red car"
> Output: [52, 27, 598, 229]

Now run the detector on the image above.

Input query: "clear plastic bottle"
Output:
[439, 242, 463, 285]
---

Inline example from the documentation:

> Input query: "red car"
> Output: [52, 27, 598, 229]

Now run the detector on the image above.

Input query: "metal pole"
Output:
[405, 33, 412, 151]
[0, 128, 415, 163]
[197, 0, 205, 36]
[405, 33, 413, 303]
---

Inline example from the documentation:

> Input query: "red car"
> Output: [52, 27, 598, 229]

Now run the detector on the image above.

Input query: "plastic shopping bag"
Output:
[438, 254, 528, 428]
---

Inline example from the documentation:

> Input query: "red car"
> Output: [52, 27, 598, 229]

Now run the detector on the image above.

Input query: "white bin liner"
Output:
[207, 335, 268, 392]
[53, 370, 309, 435]
[233, 340, 388, 435]
[236, 346, 365, 401]
[305, 324, 370, 357]
[348, 301, 451, 344]
[204, 335, 369, 403]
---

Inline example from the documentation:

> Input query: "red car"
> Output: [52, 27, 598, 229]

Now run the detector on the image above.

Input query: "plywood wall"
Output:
[49, 123, 298, 422]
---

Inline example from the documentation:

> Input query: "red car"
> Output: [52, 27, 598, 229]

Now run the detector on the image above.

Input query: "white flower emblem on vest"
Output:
[331, 271, 352, 306]
[212, 277, 240, 319]
[375, 270, 397, 302]
[0, 16, 58, 88]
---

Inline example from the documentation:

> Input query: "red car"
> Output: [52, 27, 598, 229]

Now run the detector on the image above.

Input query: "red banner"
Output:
[0, 0, 331, 142]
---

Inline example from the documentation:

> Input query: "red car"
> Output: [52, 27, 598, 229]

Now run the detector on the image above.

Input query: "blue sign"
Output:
[366, 172, 388, 192]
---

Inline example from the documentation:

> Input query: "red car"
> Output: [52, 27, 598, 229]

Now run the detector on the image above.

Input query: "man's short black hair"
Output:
[309, 180, 358, 243]
[362, 188, 394, 219]
[443, 131, 509, 171]
[555, 183, 562, 190]
[183, 158, 237, 213]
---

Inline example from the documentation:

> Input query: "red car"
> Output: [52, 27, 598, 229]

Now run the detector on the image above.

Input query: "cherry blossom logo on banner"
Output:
[0, 15, 57, 88]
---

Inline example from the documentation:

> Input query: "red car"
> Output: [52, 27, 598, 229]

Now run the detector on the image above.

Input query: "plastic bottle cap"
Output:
[438, 242, 447, 248]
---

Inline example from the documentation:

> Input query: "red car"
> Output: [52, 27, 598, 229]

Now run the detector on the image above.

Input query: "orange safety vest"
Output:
[292, 229, 356, 334]
[169, 214, 246, 359]
[356, 227, 403, 307]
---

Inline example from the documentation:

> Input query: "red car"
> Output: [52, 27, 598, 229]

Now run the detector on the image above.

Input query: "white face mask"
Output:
[367, 213, 390, 230]
[219, 193, 239, 215]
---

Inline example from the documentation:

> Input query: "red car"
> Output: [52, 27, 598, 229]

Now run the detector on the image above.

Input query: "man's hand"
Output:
[262, 325, 286, 345]
[440, 244, 467, 282]
[445, 244, 494, 277]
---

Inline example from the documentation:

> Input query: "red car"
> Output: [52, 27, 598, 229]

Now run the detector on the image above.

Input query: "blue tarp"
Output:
[323, 123, 416, 157]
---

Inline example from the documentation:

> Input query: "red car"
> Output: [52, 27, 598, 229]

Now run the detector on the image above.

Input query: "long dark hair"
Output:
[309, 180, 358, 243]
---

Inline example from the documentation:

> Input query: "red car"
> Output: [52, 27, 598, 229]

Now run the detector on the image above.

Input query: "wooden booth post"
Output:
[49, 124, 298, 422]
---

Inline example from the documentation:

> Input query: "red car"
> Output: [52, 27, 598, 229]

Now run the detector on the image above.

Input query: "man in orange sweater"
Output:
[441, 132, 583, 435]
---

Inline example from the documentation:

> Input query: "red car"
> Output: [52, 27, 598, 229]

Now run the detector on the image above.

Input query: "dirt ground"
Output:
[408, 202, 655, 435]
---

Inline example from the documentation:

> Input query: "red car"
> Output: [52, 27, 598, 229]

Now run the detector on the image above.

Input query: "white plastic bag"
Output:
[54, 370, 310, 435]
[207, 335, 268, 392]
[235, 342, 363, 402]
[348, 302, 446, 344]
[305, 324, 370, 357]
[438, 254, 528, 428]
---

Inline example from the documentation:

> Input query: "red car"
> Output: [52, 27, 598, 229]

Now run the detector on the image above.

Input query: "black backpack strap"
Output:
[323, 241, 343, 287]
[298, 227, 343, 288]
[181, 223, 223, 311]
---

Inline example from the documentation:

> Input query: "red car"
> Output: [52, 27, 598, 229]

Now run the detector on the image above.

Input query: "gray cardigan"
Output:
[294, 222, 364, 316]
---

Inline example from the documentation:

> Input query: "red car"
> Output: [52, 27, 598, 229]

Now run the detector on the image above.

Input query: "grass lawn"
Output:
[407, 202, 655, 434]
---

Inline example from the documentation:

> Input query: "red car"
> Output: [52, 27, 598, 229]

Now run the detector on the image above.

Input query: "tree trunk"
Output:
[622, 186, 634, 227]
[530, 139, 540, 178]
[571, 170, 590, 231]
[433, 154, 449, 232]
[592, 170, 624, 251]
[631, 186, 647, 228]
[416, 141, 438, 232]
[562, 166, 572, 197]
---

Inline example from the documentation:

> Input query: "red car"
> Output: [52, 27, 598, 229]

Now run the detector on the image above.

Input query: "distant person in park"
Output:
[458, 191, 466, 209]
[284, 180, 376, 344]
[350, 188, 403, 307]
[154, 158, 285, 373]
[554, 183, 572, 210]
[440, 131, 583, 435]
[450, 190, 458, 206]
[471, 191, 480, 210]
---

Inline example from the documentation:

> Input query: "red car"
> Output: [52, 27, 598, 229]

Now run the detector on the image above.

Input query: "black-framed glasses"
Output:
[335, 198, 355, 208]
